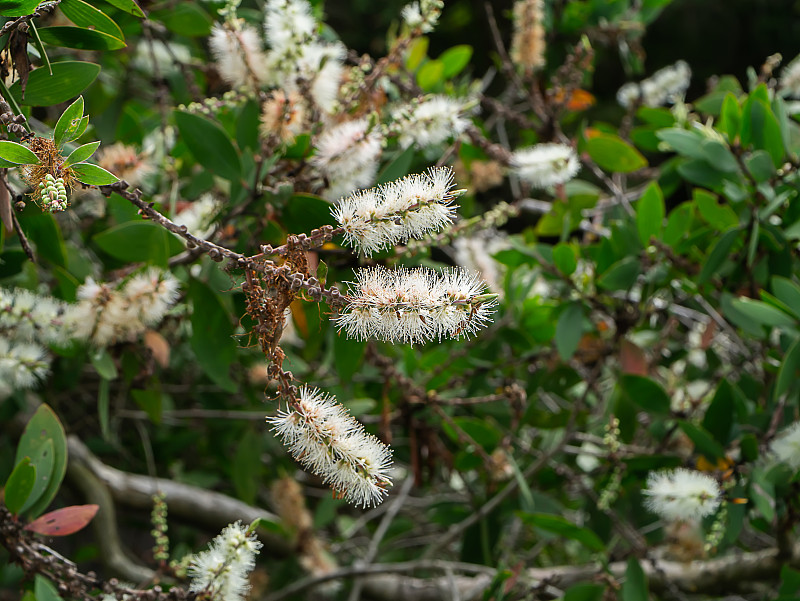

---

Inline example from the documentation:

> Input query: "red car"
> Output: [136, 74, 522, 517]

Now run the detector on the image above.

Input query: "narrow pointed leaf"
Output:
[70, 162, 118, 185]
[60, 0, 125, 40]
[62, 141, 100, 168]
[0, 141, 40, 165]
[53, 96, 84, 149]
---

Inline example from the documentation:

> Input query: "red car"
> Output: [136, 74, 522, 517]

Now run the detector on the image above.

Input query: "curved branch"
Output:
[67, 436, 290, 556]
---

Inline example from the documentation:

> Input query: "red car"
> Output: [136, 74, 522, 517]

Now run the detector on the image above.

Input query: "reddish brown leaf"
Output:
[144, 329, 170, 368]
[0, 178, 11, 234]
[620, 339, 648, 376]
[24, 504, 99, 536]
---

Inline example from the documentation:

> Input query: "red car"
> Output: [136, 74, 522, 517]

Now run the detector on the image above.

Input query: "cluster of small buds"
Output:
[334, 266, 497, 345]
[401, 0, 443, 33]
[704, 503, 727, 554]
[617, 60, 692, 108]
[597, 465, 623, 511]
[188, 521, 262, 601]
[267, 387, 393, 507]
[67, 268, 180, 347]
[510, 0, 546, 73]
[150, 491, 169, 563]
[511, 143, 580, 189]
[392, 96, 473, 149]
[38, 174, 68, 212]
[331, 166, 461, 256]
[643, 468, 721, 522]
[603, 417, 621, 453]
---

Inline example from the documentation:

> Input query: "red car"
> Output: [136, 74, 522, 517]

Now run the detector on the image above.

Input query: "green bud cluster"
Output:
[150, 491, 170, 563]
[38, 174, 68, 213]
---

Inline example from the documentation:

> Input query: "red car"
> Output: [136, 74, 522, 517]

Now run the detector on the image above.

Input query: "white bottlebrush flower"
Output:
[780, 54, 800, 98]
[311, 119, 383, 200]
[510, 0, 545, 72]
[617, 60, 691, 108]
[0, 338, 50, 391]
[770, 422, 800, 470]
[268, 387, 393, 508]
[188, 521, 262, 601]
[334, 266, 497, 344]
[0, 287, 70, 345]
[643, 468, 721, 522]
[264, 0, 316, 54]
[401, 0, 443, 33]
[209, 22, 267, 89]
[68, 270, 179, 347]
[176, 194, 222, 239]
[332, 166, 460, 256]
[512, 143, 580, 188]
[394, 96, 472, 149]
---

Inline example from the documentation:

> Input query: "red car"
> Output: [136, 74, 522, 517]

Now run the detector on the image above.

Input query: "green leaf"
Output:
[34, 575, 63, 601]
[70, 162, 118, 185]
[555, 302, 584, 361]
[597, 256, 640, 291]
[702, 380, 734, 446]
[60, 0, 124, 39]
[0, 141, 40, 165]
[151, 3, 212, 37]
[37, 26, 126, 50]
[439, 44, 472, 78]
[131, 389, 163, 424]
[663, 201, 694, 247]
[15, 404, 67, 518]
[98, 377, 110, 441]
[232, 429, 262, 505]
[9, 61, 100, 106]
[377, 146, 415, 185]
[741, 92, 784, 166]
[636, 182, 664, 245]
[518, 512, 605, 552]
[564, 584, 604, 601]
[28, 23, 53, 76]
[4, 457, 36, 515]
[698, 227, 740, 284]
[189, 279, 237, 392]
[405, 36, 428, 71]
[677, 159, 726, 189]
[98, 0, 144, 17]
[62, 141, 100, 168]
[174, 111, 242, 182]
[333, 333, 366, 382]
[679, 422, 726, 461]
[53, 96, 84, 149]
[730, 297, 796, 328]
[284, 193, 336, 233]
[0, 0, 41, 17]
[701, 139, 739, 173]
[93, 221, 184, 264]
[656, 128, 706, 159]
[719, 93, 741, 141]
[621, 558, 648, 601]
[772, 277, 800, 320]
[618, 374, 671, 415]
[18, 439, 54, 515]
[694, 189, 739, 230]
[585, 134, 647, 173]
[552, 243, 577, 275]
[90, 347, 117, 380]
[744, 149, 774, 183]
[417, 59, 444, 91]
[442, 417, 501, 451]
[775, 336, 800, 401]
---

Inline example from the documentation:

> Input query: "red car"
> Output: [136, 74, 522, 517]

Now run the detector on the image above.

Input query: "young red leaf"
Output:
[24, 504, 99, 536]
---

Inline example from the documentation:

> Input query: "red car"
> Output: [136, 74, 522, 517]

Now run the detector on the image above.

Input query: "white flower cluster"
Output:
[780, 54, 800, 98]
[393, 96, 473, 149]
[770, 421, 800, 470]
[175, 194, 222, 239]
[331, 166, 460, 256]
[511, 143, 580, 188]
[263, 0, 345, 113]
[209, 22, 268, 89]
[335, 266, 497, 345]
[69, 268, 180, 347]
[188, 521, 262, 601]
[617, 60, 691, 108]
[268, 387, 393, 507]
[401, 0, 443, 33]
[0, 288, 72, 396]
[311, 119, 384, 200]
[643, 468, 721, 522]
